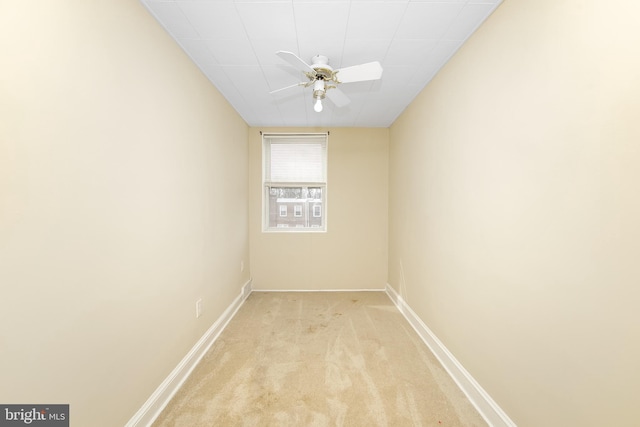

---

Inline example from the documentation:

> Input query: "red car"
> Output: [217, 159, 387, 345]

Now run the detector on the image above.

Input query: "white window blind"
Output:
[264, 135, 327, 184]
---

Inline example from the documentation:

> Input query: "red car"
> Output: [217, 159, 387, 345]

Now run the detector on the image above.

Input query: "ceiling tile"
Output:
[408, 67, 439, 88]
[443, 3, 497, 41]
[205, 38, 258, 66]
[177, 38, 217, 66]
[223, 66, 270, 97]
[200, 64, 233, 90]
[341, 39, 391, 67]
[426, 39, 465, 64]
[178, 2, 246, 39]
[345, 2, 407, 40]
[350, 0, 408, 3]
[371, 66, 415, 92]
[294, 2, 351, 42]
[201, 65, 251, 109]
[276, 102, 310, 126]
[407, 0, 464, 3]
[144, 1, 199, 39]
[384, 39, 438, 66]
[236, 2, 297, 40]
[250, 39, 299, 66]
[235, 0, 290, 3]
[395, 2, 464, 40]
[299, 0, 367, 3]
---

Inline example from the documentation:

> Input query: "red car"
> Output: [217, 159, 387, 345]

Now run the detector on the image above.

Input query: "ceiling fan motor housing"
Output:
[311, 55, 334, 81]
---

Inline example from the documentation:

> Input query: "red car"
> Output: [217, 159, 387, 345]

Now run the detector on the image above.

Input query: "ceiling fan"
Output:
[270, 51, 383, 113]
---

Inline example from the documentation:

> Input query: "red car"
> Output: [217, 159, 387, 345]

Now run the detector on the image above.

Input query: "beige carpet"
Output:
[152, 291, 487, 427]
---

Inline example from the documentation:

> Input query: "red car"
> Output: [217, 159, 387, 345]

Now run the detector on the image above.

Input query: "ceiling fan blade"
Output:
[335, 61, 383, 83]
[325, 87, 351, 108]
[276, 51, 316, 76]
[269, 82, 307, 94]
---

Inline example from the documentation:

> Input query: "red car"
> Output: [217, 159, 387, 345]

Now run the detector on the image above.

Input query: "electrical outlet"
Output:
[196, 299, 202, 318]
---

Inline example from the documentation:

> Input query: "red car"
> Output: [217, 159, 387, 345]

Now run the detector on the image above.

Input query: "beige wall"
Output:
[389, 0, 640, 425]
[249, 128, 388, 290]
[0, 1, 249, 426]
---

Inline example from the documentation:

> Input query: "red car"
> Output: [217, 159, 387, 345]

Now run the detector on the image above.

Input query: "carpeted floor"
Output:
[152, 291, 487, 427]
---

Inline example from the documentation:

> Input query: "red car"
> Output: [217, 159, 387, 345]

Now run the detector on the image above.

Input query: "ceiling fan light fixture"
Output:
[313, 80, 326, 98]
[313, 80, 325, 113]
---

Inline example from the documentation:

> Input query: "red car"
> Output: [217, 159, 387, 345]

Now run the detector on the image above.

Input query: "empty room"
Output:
[1, 0, 638, 426]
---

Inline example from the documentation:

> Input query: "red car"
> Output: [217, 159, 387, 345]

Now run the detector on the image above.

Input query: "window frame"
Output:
[262, 133, 328, 233]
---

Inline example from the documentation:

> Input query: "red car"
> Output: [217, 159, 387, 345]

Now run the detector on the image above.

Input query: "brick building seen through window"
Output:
[268, 187, 323, 229]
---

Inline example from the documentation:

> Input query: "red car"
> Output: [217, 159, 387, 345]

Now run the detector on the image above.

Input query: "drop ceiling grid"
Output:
[140, 0, 503, 127]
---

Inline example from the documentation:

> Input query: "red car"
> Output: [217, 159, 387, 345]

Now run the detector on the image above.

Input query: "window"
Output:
[263, 133, 327, 232]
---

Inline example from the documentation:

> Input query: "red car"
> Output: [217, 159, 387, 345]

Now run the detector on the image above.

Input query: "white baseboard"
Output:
[385, 284, 516, 427]
[125, 279, 253, 427]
